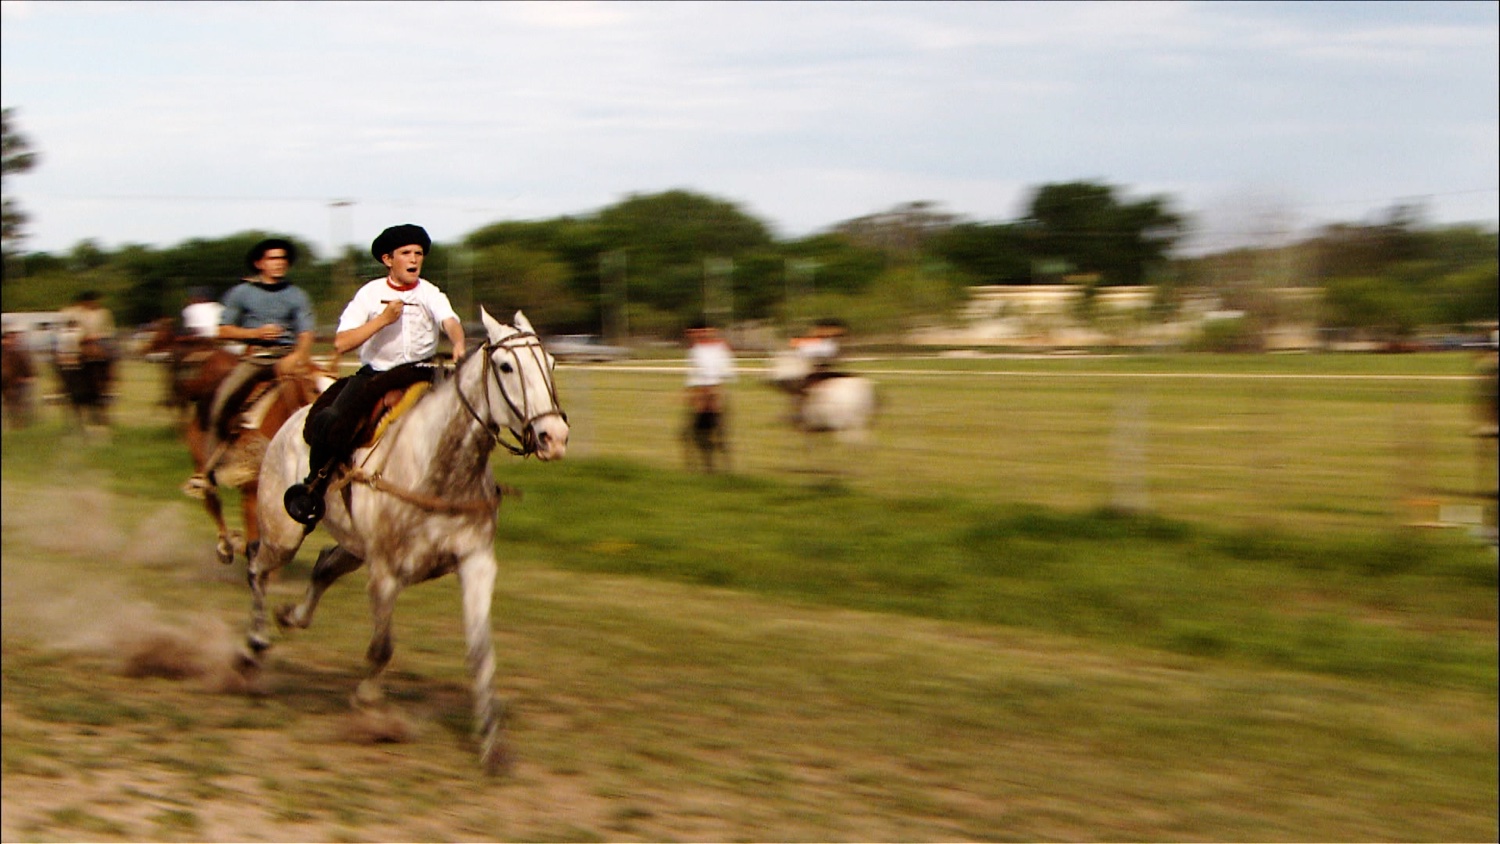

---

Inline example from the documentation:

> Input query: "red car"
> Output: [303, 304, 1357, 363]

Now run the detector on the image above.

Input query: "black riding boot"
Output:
[285, 408, 340, 527]
[284, 364, 393, 528]
[283, 461, 334, 527]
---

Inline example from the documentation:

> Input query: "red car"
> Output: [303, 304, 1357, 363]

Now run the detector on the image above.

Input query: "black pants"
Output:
[303, 362, 435, 478]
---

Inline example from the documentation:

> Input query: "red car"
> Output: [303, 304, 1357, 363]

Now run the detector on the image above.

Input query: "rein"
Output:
[335, 468, 522, 515]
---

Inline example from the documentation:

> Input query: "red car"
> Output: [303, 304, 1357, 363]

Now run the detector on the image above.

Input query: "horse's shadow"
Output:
[249, 656, 478, 742]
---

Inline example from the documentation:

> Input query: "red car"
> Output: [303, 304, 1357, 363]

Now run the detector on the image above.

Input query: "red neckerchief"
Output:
[385, 275, 418, 293]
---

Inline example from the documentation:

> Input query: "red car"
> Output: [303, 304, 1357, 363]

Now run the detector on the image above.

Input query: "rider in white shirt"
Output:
[181, 288, 224, 340]
[286, 224, 466, 527]
[686, 322, 736, 399]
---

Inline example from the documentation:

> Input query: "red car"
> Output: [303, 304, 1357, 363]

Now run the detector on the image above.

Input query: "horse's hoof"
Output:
[481, 737, 513, 777]
[352, 681, 385, 710]
[215, 539, 235, 566]
[274, 604, 303, 631]
[182, 475, 213, 500]
[246, 632, 272, 655]
[233, 649, 262, 677]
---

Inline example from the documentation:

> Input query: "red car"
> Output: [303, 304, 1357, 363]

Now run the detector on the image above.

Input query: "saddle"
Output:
[200, 355, 324, 440]
[305, 365, 437, 453]
[200, 362, 278, 437]
[801, 370, 852, 392]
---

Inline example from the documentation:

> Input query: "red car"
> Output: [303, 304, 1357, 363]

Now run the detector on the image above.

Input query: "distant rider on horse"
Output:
[58, 289, 118, 383]
[790, 318, 849, 424]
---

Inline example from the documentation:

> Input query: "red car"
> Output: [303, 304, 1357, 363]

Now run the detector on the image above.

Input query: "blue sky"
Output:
[1, 0, 1496, 258]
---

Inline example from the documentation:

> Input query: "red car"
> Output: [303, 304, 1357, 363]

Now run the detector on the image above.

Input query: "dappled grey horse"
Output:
[239, 309, 568, 774]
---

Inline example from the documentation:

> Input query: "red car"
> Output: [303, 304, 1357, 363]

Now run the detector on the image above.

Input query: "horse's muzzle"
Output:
[531, 415, 570, 461]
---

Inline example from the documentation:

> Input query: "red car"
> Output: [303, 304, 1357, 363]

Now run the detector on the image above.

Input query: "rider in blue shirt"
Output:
[218, 239, 317, 363]
[191, 238, 318, 488]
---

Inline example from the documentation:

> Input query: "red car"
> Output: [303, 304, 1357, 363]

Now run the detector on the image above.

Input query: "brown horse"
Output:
[183, 356, 332, 566]
[140, 317, 239, 424]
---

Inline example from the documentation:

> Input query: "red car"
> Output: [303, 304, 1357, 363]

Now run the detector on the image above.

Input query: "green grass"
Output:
[491, 457, 1496, 692]
[561, 351, 1495, 538]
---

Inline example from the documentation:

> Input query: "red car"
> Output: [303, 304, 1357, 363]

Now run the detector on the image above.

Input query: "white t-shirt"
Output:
[182, 301, 224, 339]
[686, 340, 736, 388]
[339, 277, 459, 371]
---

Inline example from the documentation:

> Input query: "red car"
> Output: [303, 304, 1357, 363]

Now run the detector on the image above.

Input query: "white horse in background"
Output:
[768, 349, 878, 447]
[240, 309, 569, 775]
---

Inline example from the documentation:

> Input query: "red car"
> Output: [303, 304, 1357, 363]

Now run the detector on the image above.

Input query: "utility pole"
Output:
[600, 250, 628, 343]
[328, 199, 354, 302]
[704, 256, 733, 328]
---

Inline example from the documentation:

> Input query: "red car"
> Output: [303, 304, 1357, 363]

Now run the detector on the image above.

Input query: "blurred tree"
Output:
[68, 239, 110, 272]
[467, 243, 589, 330]
[464, 217, 605, 332]
[1024, 181, 1184, 286]
[593, 190, 774, 326]
[2, 107, 41, 284]
[1321, 275, 1427, 341]
[1428, 261, 1499, 328]
[927, 222, 1033, 285]
[115, 232, 318, 325]
[780, 233, 887, 296]
[1, 108, 39, 241]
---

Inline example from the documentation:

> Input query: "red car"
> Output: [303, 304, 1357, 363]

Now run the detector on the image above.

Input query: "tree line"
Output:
[0, 184, 1192, 335]
[2, 110, 1494, 343]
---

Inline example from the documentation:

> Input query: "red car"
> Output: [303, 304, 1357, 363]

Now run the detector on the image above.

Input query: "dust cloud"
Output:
[1, 481, 249, 692]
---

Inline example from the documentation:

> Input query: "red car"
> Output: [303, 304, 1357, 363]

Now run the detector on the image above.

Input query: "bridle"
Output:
[455, 329, 567, 457]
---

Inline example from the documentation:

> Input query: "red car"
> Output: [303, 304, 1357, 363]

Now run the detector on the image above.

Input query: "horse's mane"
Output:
[378, 323, 527, 449]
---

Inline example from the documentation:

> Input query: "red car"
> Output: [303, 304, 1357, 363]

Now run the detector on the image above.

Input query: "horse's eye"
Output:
[499, 362, 514, 374]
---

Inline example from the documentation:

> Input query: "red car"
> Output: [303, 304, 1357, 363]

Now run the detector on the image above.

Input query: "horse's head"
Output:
[477, 308, 569, 461]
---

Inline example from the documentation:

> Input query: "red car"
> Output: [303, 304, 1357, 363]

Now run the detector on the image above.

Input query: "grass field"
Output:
[1, 353, 1496, 841]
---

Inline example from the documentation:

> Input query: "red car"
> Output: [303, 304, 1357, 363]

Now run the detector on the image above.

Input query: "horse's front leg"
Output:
[457, 549, 508, 775]
[354, 567, 401, 709]
[239, 540, 297, 674]
[241, 481, 261, 564]
[183, 424, 237, 563]
[277, 544, 363, 630]
[199, 483, 239, 566]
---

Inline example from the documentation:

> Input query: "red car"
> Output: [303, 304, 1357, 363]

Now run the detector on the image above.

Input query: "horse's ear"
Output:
[514, 311, 535, 335]
[480, 307, 507, 343]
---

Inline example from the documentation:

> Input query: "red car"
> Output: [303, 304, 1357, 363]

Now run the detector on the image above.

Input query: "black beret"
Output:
[246, 238, 298, 270]
[371, 224, 432, 261]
